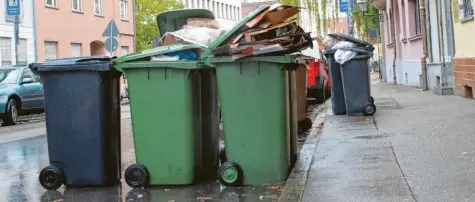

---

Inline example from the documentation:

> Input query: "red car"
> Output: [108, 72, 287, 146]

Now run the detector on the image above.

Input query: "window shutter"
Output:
[0, 38, 12, 66]
[18, 39, 27, 65]
[71, 43, 81, 57]
[45, 42, 57, 60]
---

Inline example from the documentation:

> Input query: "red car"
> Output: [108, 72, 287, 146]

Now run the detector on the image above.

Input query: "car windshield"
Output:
[0, 69, 20, 84]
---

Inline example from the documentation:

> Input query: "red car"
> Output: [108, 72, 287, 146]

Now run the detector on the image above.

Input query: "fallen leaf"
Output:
[197, 196, 213, 201]
[268, 185, 284, 191]
[168, 200, 175, 202]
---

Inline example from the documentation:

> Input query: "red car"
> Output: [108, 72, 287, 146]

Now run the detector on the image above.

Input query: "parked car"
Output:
[0, 66, 44, 126]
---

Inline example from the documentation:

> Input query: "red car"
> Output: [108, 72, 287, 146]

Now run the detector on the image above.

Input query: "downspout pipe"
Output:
[391, 0, 397, 84]
[420, 0, 429, 90]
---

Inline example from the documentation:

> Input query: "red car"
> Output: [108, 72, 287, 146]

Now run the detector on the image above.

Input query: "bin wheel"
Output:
[218, 162, 243, 187]
[363, 103, 377, 116]
[298, 118, 313, 132]
[370, 96, 375, 104]
[39, 165, 64, 190]
[219, 145, 227, 163]
[125, 164, 149, 188]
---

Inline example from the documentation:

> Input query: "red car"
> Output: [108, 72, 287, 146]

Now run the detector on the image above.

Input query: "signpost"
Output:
[103, 20, 120, 56]
[6, 0, 20, 65]
[346, 0, 354, 36]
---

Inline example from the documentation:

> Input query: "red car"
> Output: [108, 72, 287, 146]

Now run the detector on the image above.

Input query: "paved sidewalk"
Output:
[299, 82, 475, 202]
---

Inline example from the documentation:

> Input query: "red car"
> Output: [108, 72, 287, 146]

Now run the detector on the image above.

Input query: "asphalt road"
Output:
[0, 104, 287, 202]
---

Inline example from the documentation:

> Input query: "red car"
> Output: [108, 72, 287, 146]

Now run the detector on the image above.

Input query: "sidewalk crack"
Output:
[372, 117, 379, 132]
[390, 142, 418, 202]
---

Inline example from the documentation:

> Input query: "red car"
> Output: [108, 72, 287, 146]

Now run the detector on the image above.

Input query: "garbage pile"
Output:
[212, 3, 313, 60]
[323, 33, 374, 64]
[160, 17, 225, 48]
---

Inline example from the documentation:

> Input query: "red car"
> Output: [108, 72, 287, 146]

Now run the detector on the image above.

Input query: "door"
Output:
[18, 68, 43, 109]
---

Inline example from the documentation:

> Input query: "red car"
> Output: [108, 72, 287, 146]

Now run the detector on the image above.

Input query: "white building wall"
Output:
[0, 0, 35, 65]
[181, 0, 241, 30]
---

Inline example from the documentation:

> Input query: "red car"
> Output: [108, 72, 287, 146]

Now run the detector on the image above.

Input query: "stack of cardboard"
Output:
[212, 3, 313, 60]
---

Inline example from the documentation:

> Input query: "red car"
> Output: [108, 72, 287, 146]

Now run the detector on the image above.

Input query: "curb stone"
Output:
[278, 99, 330, 202]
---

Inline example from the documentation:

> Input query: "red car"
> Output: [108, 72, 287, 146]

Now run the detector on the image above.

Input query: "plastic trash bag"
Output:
[322, 35, 340, 50]
[165, 26, 225, 48]
[333, 41, 357, 64]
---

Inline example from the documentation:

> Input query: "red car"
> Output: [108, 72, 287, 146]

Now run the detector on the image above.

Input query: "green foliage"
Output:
[351, 2, 380, 40]
[135, 0, 183, 52]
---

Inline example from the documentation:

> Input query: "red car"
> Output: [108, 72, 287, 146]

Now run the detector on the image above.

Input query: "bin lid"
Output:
[113, 44, 201, 65]
[199, 4, 271, 62]
[157, 9, 215, 37]
[328, 33, 373, 48]
[31, 56, 115, 72]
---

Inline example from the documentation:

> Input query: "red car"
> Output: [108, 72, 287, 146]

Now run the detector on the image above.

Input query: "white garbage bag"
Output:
[333, 41, 357, 64]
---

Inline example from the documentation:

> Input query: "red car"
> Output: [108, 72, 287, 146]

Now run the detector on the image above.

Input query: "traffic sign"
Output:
[339, 0, 348, 12]
[103, 20, 120, 37]
[105, 37, 119, 53]
[6, 0, 21, 16]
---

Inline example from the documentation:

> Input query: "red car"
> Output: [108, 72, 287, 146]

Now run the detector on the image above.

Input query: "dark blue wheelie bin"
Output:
[30, 56, 122, 190]
[324, 49, 346, 115]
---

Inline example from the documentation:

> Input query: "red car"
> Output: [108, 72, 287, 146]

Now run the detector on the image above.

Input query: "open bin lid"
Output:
[30, 56, 115, 73]
[199, 4, 271, 63]
[157, 9, 215, 37]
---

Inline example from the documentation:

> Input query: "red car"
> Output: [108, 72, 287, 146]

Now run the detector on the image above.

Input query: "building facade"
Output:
[425, 0, 455, 95]
[376, 0, 424, 87]
[181, 0, 241, 30]
[35, 0, 135, 61]
[451, 0, 475, 98]
[0, 0, 36, 66]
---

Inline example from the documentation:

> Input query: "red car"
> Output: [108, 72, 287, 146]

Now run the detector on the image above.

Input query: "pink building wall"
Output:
[35, 0, 135, 61]
[380, 0, 423, 86]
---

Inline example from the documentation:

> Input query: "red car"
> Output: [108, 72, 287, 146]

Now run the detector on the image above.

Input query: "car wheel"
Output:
[3, 98, 19, 126]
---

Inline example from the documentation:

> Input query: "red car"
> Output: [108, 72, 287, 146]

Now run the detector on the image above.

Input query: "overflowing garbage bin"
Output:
[196, 4, 314, 186]
[341, 54, 376, 116]
[30, 57, 122, 190]
[323, 33, 376, 116]
[114, 45, 219, 188]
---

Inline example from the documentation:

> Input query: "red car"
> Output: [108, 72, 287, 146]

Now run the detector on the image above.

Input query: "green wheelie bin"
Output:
[114, 9, 220, 188]
[198, 4, 307, 186]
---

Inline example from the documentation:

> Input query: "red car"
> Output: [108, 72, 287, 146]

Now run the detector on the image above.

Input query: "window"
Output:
[72, 0, 82, 12]
[17, 39, 27, 66]
[413, 0, 421, 35]
[0, 37, 12, 66]
[121, 46, 129, 56]
[459, 0, 474, 21]
[71, 43, 82, 57]
[120, 0, 128, 20]
[45, 0, 56, 7]
[45, 41, 58, 60]
[94, 0, 103, 16]
[21, 68, 38, 83]
[212, 1, 216, 13]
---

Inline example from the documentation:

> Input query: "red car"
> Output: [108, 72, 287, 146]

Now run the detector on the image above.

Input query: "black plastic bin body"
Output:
[324, 50, 346, 115]
[31, 56, 122, 188]
[340, 54, 373, 116]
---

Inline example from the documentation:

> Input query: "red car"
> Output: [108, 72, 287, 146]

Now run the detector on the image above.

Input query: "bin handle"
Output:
[75, 56, 116, 64]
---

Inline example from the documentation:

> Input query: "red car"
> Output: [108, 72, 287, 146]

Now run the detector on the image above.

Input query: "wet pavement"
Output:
[0, 103, 319, 202]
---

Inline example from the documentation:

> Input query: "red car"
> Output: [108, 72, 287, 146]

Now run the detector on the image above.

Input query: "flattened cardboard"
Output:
[264, 7, 300, 25]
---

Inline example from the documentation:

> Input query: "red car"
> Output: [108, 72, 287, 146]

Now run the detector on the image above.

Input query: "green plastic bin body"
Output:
[211, 56, 303, 185]
[114, 45, 219, 185]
